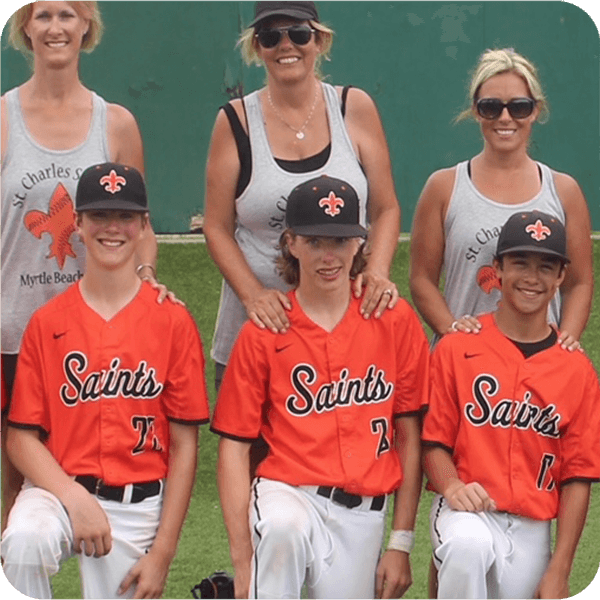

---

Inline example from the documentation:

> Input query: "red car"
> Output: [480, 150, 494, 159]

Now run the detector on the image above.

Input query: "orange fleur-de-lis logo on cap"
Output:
[24, 183, 77, 269]
[318, 191, 344, 217]
[525, 219, 551, 241]
[100, 169, 127, 194]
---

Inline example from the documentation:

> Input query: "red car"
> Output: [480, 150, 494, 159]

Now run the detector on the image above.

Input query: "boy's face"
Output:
[76, 210, 147, 270]
[494, 252, 566, 317]
[287, 234, 361, 293]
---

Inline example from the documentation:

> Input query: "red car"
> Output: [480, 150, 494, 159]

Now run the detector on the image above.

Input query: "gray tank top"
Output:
[1, 87, 110, 353]
[211, 82, 369, 365]
[441, 160, 564, 338]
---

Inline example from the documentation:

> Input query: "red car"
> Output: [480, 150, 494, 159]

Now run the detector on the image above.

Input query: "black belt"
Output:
[75, 475, 161, 504]
[317, 486, 385, 511]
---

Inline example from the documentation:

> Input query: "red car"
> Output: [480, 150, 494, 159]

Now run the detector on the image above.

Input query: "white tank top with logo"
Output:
[211, 82, 369, 365]
[1, 87, 110, 353]
[441, 160, 564, 342]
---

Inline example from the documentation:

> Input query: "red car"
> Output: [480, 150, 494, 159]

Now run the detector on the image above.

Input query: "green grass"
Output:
[50, 240, 600, 599]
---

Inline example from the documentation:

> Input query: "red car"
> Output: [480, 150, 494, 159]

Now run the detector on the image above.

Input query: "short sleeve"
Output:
[7, 316, 50, 433]
[421, 339, 461, 451]
[162, 307, 210, 425]
[559, 361, 600, 484]
[394, 305, 430, 416]
[211, 322, 270, 441]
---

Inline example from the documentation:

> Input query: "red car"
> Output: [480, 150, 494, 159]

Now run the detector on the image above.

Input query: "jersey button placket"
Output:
[100, 321, 118, 478]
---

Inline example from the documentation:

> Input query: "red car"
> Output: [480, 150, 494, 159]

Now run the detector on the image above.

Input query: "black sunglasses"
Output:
[255, 24, 316, 49]
[476, 97, 537, 120]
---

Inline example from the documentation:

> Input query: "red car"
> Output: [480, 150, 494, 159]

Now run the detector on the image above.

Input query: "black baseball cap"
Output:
[76, 163, 148, 212]
[251, 1, 319, 27]
[496, 211, 569, 263]
[286, 175, 367, 238]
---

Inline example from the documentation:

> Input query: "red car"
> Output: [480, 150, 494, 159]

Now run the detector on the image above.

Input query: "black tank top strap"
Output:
[341, 85, 353, 118]
[225, 87, 351, 198]
[221, 102, 251, 198]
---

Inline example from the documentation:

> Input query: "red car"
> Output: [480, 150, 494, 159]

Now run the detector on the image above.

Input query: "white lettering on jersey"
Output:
[286, 364, 393, 417]
[465, 374, 561, 438]
[60, 351, 164, 406]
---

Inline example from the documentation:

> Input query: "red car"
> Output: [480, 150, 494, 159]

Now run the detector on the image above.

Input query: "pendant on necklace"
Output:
[296, 131, 305, 140]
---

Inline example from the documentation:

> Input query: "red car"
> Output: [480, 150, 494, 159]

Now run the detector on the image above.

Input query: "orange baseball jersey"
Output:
[8, 282, 210, 486]
[211, 292, 429, 497]
[1, 368, 7, 416]
[422, 313, 600, 520]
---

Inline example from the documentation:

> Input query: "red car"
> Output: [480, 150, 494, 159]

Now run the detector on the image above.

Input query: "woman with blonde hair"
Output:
[410, 48, 592, 348]
[204, 1, 402, 394]
[1, 1, 163, 531]
[409, 47, 593, 598]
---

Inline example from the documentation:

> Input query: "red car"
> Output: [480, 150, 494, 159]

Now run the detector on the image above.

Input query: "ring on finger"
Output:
[382, 289, 393, 296]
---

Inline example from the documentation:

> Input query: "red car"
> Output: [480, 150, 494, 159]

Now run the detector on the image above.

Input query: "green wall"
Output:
[2, 1, 598, 232]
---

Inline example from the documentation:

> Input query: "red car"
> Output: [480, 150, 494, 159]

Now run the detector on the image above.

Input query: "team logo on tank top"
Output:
[24, 182, 77, 269]
[476, 265, 501, 295]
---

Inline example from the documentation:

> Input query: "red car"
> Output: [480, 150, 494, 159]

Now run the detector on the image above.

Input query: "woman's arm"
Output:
[203, 105, 291, 333]
[409, 169, 459, 336]
[343, 88, 401, 318]
[554, 172, 593, 349]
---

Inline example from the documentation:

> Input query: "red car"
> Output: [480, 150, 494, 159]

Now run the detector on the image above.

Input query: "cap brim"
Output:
[251, 9, 315, 26]
[497, 246, 570, 263]
[76, 199, 148, 212]
[290, 223, 367, 238]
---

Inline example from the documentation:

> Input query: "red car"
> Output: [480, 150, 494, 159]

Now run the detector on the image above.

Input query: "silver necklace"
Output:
[267, 84, 319, 140]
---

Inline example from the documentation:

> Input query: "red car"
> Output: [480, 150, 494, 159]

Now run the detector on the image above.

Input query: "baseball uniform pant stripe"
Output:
[249, 478, 386, 599]
[429, 494, 551, 599]
[1, 479, 163, 599]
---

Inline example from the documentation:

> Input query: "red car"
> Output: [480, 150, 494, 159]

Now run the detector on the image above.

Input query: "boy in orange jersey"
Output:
[2, 163, 210, 599]
[422, 211, 600, 599]
[212, 175, 429, 599]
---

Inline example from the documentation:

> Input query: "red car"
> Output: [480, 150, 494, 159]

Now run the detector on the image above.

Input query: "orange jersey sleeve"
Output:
[423, 313, 600, 520]
[212, 293, 429, 497]
[8, 283, 210, 486]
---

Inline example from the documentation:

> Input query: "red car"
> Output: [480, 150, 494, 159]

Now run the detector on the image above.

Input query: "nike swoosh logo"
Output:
[53, 332, 67, 340]
[275, 343, 293, 353]
[464, 352, 479, 359]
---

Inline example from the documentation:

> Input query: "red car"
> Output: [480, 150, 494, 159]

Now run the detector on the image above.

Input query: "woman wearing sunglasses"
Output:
[410, 48, 592, 352]
[411, 48, 593, 598]
[204, 1, 401, 395]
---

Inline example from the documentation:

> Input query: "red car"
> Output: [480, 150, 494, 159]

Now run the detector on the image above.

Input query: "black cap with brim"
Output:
[495, 211, 569, 263]
[496, 245, 570, 263]
[76, 163, 148, 213]
[251, 1, 319, 27]
[286, 175, 366, 239]
[290, 223, 368, 238]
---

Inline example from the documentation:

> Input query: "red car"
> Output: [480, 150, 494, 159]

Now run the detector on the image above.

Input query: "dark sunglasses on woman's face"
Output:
[255, 24, 316, 49]
[476, 97, 537, 120]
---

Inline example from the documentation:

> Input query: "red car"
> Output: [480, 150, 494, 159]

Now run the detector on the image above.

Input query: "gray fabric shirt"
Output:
[1, 87, 110, 353]
[437, 159, 564, 343]
[211, 82, 369, 365]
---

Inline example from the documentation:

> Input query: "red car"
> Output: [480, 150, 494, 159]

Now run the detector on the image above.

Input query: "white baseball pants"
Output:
[1, 480, 163, 599]
[249, 477, 387, 599]
[430, 494, 551, 599]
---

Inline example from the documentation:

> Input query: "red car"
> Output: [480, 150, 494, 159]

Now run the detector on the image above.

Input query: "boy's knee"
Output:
[441, 528, 495, 571]
[2, 514, 65, 569]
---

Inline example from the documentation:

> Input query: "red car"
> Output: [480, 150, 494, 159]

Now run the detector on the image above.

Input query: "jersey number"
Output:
[370, 418, 391, 458]
[131, 416, 163, 455]
[536, 453, 556, 492]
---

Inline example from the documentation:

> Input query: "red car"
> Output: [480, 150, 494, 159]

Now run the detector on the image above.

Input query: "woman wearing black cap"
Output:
[204, 1, 401, 392]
